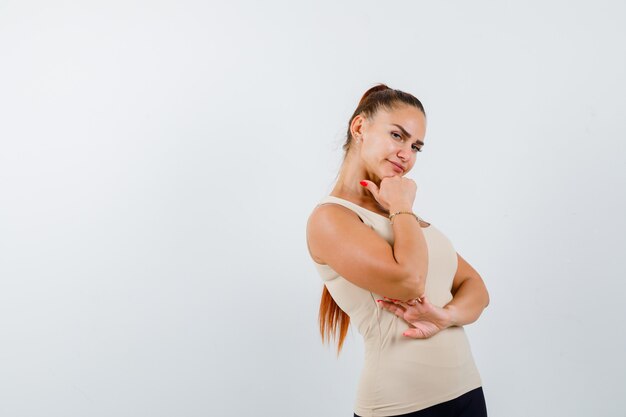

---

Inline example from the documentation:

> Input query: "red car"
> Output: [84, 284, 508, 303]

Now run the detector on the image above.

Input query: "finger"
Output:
[384, 298, 409, 311]
[384, 305, 408, 320]
[360, 180, 380, 200]
[397, 298, 422, 308]
[405, 298, 421, 306]
[377, 300, 407, 316]
[379, 298, 404, 309]
[403, 328, 427, 339]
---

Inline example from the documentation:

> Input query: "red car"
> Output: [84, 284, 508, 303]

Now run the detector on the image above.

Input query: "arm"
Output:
[377, 251, 489, 338]
[443, 252, 490, 326]
[306, 203, 428, 300]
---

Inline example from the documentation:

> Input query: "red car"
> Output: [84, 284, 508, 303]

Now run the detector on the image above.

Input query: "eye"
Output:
[412, 144, 422, 153]
[391, 132, 405, 141]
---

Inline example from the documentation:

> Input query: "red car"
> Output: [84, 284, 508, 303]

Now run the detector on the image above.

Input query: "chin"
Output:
[382, 172, 402, 179]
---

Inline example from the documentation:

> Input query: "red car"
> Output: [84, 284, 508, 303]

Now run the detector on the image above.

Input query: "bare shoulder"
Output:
[306, 203, 363, 263]
[308, 202, 363, 226]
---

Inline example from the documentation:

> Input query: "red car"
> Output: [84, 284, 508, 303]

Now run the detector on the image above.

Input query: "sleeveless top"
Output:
[311, 195, 482, 417]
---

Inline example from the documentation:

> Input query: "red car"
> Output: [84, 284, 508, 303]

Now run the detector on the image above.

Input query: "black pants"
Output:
[354, 387, 487, 417]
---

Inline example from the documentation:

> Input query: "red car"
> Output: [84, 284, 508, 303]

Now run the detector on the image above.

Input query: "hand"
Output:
[377, 296, 452, 339]
[360, 176, 416, 212]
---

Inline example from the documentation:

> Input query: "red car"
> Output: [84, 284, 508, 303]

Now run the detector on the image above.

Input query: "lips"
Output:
[388, 160, 405, 172]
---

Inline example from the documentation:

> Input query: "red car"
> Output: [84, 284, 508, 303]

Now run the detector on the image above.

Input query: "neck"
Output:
[331, 152, 382, 206]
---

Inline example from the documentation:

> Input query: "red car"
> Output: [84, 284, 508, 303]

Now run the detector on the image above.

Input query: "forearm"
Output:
[443, 277, 489, 327]
[389, 207, 428, 297]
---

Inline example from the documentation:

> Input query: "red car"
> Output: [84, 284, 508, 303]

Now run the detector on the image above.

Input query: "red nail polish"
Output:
[360, 181, 367, 186]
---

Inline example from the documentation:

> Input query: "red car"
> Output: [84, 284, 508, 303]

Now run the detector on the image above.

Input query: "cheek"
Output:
[364, 140, 394, 163]
[377, 141, 396, 156]
[364, 143, 385, 159]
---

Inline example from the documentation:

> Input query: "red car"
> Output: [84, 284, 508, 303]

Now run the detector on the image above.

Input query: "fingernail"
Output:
[359, 181, 367, 186]
[376, 299, 382, 303]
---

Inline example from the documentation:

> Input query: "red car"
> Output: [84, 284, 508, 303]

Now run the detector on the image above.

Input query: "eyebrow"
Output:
[391, 124, 424, 146]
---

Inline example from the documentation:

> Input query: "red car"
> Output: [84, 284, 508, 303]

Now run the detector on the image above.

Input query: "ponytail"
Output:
[319, 285, 350, 355]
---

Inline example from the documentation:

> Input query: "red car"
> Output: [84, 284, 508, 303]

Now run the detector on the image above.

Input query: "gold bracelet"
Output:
[389, 211, 421, 225]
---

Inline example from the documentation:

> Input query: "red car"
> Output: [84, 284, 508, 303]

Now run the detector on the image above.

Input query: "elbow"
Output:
[406, 264, 427, 298]
[413, 273, 426, 298]
[481, 277, 490, 308]
[397, 272, 426, 301]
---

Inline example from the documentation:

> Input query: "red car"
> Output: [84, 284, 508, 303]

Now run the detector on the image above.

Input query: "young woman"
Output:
[306, 84, 490, 417]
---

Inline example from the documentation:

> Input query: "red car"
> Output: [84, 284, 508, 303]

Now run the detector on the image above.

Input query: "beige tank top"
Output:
[312, 196, 482, 417]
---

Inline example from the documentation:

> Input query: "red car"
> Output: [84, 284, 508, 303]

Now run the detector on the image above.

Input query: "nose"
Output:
[397, 144, 412, 162]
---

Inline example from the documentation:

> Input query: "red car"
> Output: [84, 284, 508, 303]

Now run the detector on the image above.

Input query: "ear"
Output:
[350, 114, 367, 139]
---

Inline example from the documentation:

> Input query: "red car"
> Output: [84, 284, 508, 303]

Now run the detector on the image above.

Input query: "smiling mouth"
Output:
[388, 160, 404, 172]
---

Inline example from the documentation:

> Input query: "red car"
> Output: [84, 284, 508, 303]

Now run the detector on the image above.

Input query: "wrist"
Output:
[389, 211, 420, 225]
[389, 203, 413, 213]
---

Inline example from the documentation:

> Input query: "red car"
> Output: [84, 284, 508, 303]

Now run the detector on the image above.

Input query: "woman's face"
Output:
[353, 104, 426, 180]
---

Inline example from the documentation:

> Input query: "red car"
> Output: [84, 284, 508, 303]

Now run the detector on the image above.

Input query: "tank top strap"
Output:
[316, 195, 367, 223]
[316, 195, 395, 228]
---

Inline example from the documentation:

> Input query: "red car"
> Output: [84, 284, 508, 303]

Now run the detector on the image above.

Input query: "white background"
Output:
[1, 1, 625, 416]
